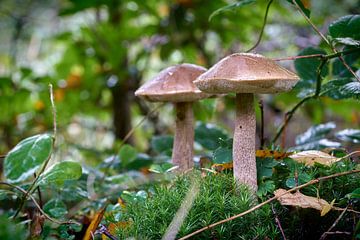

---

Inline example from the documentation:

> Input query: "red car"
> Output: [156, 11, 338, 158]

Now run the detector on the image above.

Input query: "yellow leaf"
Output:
[118, 198, 126, 209]
[211, 162, 233, 172]
[83, 208, 106, 240]
[321, 199, 336, 217]
[289, 150, 340, 166]
[256, 150, 292, 160]
[274, 189, 330, 213]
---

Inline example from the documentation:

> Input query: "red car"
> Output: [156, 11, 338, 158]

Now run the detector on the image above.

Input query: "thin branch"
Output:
[246, 0, 274, 52]
[319, 205, 348, 240]
[49, 84, 57, 139]
[291, 0, 360, 82]
[178, 169, 360, 240]
[271, 204, 287, 240]
[0, 182, 76, 225]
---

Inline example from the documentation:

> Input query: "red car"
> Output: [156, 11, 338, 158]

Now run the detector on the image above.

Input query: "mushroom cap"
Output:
[135, 63, 212, 102]
[194, 53, 300, 94]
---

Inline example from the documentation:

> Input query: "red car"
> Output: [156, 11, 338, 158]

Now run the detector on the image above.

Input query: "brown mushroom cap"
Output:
[135, 63, 212, 102]
[194, 53, 300, 94]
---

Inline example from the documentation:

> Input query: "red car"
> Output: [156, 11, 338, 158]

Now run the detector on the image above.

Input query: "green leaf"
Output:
[149, 162, 175, 174]
[294, 47, 328, 87]
[295, 122, 336, 145]
[339, 82, 360, 98]
[4, 134, 53, 183]
[209, 0, 256, 21]
[333, 37, 360, 46]
[37, 161, 82, 186]
[321, 78, 354, 99]
[256, 158, 278, 180]
[332, 46, 360, 77]
[286, 172, 312, 188]
[257, 180, 275, 197]
[151, 135, 173, 156]
[119, 144, 138, 167]
[193, 99, 216, 122]
[286, 0, 311, 18]
[329, 15, 360, 40]
[335, 129, 360, 143]
[346, 188, 360, 199]
[195, 122, 228, 150]
[213, 146, 232, 164]
[43, 199, 68, 218]
[292, 139, 341, 151]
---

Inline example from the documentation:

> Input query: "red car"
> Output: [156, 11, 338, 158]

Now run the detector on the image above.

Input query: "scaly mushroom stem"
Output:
[233, 93, 257, 192]
[172, 102, 194, 172]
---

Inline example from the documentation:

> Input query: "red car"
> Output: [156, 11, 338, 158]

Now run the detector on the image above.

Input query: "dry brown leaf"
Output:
[289, 150, 340, 166]
[274, 189, 330, 213]
[256, 150, 292, 160]
[83, 208, 106, 240]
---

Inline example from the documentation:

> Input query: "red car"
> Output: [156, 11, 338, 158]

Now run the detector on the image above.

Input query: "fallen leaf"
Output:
[212, 162, 233, 172]
[274, 189, 330, 213]
[256, 150, 292, 160]
[321, 199, 336, 216]
[83, 208, 106, 240]
[289, 150, 340, 166]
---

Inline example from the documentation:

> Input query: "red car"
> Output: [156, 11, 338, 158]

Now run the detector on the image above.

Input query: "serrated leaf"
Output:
[195, 122, 228, 150]
[294, 47, 328, 88]
[339, 82, 360, 98]
[209, 0, 256, 21]
[4, 134, 53, 183]
[329, 15, 360, 40]
[289, 150, 340, 166]
[118, 144, 138, 167]
[333, 37, 360, 46]
[286, 0, 311, 18]
[321, 78, 354, 99]
[37, 161, 82, 186]
[335, 129, 360, 143]
[295, 122, 336, 145]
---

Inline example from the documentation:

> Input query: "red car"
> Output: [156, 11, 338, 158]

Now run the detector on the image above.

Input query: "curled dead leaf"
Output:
[274, 188, 333, 216]
[289, 150, 340, 166]
[83, 208, 106, 240]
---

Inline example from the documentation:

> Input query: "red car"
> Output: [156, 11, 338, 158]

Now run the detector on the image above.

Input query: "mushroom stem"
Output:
[172, 102, 194, 172]
[233, 93, 257, 192]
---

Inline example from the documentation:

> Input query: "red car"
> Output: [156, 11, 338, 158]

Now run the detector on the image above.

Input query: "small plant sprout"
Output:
[135, 64, 212, 172]
[194, 53, 299, 191]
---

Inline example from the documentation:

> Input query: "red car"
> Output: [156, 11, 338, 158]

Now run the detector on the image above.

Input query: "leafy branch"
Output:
[271, 47, 360, 143]
[178, 168, 360, 240]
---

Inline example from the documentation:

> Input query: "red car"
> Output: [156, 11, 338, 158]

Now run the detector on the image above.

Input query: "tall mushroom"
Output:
[194, 53, 299, 191]
[135, 63, 211, 172]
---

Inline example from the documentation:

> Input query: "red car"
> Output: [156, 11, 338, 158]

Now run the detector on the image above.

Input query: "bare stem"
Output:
[319, 205, 349, 240]
[246, 0, 274, 52]
[49, 84, 57, 140]
[178, 169, 360, 239]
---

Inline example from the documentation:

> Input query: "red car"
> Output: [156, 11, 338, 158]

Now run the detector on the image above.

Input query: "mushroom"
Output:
[135, 63, 212, 172]
[194, 53, 299, 191]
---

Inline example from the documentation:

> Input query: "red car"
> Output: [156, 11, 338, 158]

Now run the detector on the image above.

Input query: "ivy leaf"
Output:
[195, 122, 228, 150]
[4, 134, 53, 183]
[151, 135, 173, 156]
[286, 0, 311, 18]
[294, 47, 328, 88]
[335, 129, 360, 143]
[329, 15, 360, 40]
[209, 0, 256, 21]
[339, 82, 360, 98]
[37, 161, 82, 186]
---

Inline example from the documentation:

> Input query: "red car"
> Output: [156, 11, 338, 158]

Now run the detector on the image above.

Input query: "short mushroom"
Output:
[194, 53, 299, 191]
[135, 63, 211, 172]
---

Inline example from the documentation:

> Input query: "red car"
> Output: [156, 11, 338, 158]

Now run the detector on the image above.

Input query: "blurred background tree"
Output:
[0, 0, 359, 157]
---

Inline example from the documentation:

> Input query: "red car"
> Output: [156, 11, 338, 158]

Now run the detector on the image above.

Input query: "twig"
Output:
[319, 205, 349, 240]
[271, 204, 287, 240]
[95, 224, 118, 240]
[258, 100, 265, 149]
[280, 113, 288, 149]
[0, 182, 76, 225]
[49, 84, 57, 139]
[246, 0, 274, 52]
[291, 0, 360, 82]
[178, 169, 360, 240]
